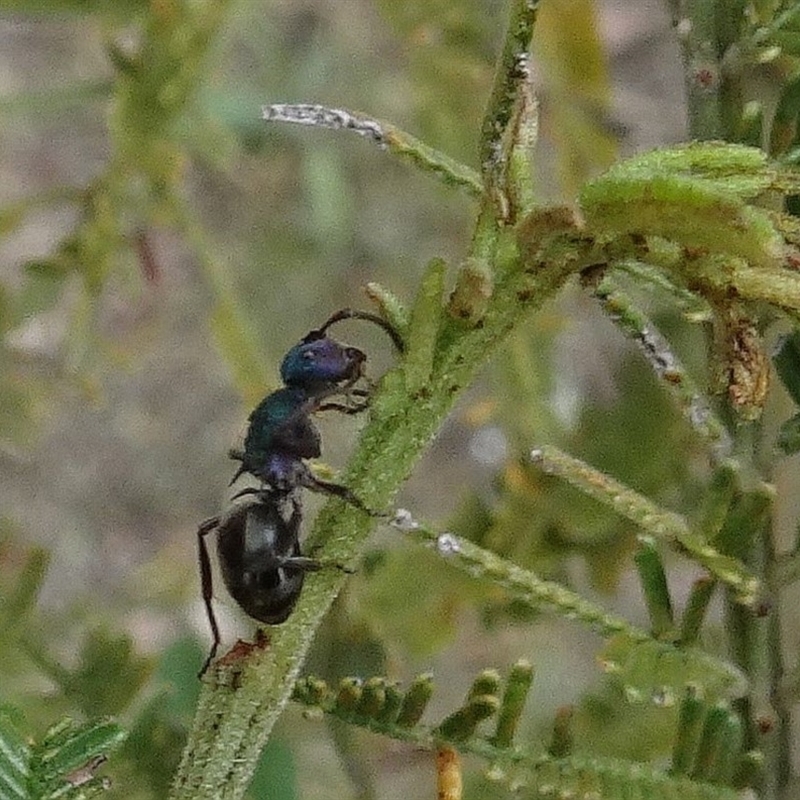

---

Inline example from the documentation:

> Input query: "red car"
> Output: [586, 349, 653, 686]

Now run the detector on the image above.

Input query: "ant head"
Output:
[280, 335, 366, 389]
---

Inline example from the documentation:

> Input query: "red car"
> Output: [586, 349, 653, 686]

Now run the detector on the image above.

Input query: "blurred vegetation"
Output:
[4, 0, 800, 799]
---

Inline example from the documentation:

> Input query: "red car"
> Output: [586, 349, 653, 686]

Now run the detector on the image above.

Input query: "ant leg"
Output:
[198, 516, 222, 677]
[280, 554, 325, 572]
[301, 472, 383, 518]
[303, 543, 358, 574]
[229, 485, 269, 503]
[317, 400, 369, 415]
[316, 383, 372, 415]
[228, 449, 246, 486]
[284, 494, 356, 573]
[272, 388, 354, 433]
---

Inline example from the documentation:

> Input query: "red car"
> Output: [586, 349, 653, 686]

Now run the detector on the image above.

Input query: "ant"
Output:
[198, 309, 403, 675]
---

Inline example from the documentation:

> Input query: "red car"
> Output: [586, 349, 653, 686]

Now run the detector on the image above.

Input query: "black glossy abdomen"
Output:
[216, 501, 304, 625]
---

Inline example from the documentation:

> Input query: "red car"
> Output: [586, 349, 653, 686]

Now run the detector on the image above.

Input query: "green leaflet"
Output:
[679, 578, 718, 646]
[599, 635, 748, 705]
[492, 660, 534, 748]
[364, 282, 410, 343]
[610, 142, 771, 196]
[528, 754, 739, 800]
[579, 142, 795, 271]
[403, 257, 448, 393]
[689, 703, 744, 786]
[581, 171, 783, 269]
[0, 711, 28, 800]
[634, 538, 675, 639]
[671, 687, 708, 776]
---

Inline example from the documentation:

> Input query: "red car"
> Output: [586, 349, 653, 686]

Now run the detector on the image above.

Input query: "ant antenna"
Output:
[304, 308, 405, 353]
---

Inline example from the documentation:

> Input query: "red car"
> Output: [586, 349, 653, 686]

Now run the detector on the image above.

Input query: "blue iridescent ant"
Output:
[197, 309, 403, 674]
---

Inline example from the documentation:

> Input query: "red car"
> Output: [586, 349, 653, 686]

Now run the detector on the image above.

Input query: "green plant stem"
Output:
[669, 0, 724, 139]
[712, 381, 785, 794]
[721, 481, 789, 798]
[480, 0, 540, 179]
[724, 569, 781, 796]
[479, 0, 540, 221]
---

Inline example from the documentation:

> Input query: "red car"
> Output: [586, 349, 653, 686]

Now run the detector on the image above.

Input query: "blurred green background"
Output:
[0, 1, 728, 798]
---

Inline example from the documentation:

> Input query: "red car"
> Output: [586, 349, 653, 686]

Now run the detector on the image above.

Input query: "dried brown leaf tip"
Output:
[715, 306, 770, 421]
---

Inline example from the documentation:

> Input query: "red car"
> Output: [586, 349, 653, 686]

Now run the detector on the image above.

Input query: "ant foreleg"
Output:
[315, 384, 371, 415]
[317, 400, 370, 415]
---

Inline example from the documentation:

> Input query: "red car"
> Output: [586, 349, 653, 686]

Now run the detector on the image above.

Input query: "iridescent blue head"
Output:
[280, 336, 366, 390]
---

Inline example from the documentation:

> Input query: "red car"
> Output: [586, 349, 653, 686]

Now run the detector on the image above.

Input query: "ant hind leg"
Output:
[198, 516, 222, 677]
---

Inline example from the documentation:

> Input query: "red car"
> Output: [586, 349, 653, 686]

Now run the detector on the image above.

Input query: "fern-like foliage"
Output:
[390, 512, 747, 705]
[523, 755, 739, 800]
[292, 667, 747, 800]
[0, 711, 125, 800]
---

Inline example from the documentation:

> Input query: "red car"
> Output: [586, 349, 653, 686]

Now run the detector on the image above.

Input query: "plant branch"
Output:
[479, 0, 540, 184]
[529, 445, 759, 604]
[389, 509, 647, 641]
[261, 104, 483, 196]
[290, 671, 741, 800]
[587, 272, 730, 462]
